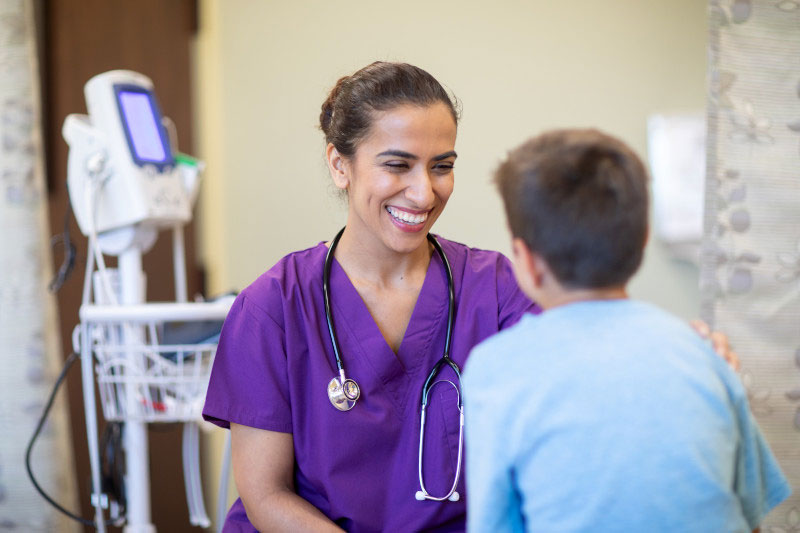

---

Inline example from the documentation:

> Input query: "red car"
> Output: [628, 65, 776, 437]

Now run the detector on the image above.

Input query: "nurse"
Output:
[202, 61, 738, 531]
[203, 61, 535, 531]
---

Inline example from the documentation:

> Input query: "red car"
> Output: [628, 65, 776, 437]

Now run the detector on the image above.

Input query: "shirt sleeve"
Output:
[202, 292, 293, 433]
[496, 254, 540, 330]
[464, 345, 526, 533]
[733, 393, 792, 529]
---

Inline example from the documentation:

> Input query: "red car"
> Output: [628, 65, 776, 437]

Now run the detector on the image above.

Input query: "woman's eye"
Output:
[384, 162, 409, 170]
[433, 163, 455, 173]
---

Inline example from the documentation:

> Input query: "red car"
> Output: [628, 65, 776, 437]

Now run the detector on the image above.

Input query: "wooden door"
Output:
[41, 1, 205, 531]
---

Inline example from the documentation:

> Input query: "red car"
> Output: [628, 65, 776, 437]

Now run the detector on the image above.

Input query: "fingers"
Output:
[710, 331, 729, 354]
[690, 319, 740, 372]
[690, 319, 711, 338]
[725, 349, 741, 372]
[711, 331, 740, 371]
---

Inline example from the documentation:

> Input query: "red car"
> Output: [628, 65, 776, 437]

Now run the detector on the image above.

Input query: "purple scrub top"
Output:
[203, 236, 537, 532]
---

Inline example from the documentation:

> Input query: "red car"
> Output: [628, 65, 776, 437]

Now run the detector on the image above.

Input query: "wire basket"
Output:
[79, 302, 230, 423]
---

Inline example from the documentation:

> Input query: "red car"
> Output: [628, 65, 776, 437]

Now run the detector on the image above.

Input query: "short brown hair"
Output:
[494, 129, 649, 289]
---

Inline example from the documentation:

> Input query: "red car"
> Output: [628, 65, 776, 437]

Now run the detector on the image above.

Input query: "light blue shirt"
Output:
[464, 299, 790, 533]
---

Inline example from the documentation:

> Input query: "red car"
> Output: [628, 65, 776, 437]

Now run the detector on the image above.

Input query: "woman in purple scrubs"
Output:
[202, 62, 737, 531]
[203, 61, 536, 531]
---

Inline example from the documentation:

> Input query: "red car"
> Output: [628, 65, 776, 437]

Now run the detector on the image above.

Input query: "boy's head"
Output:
[494, 129, 649, 301]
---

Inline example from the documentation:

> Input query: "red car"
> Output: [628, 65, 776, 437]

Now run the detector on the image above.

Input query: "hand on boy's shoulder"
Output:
[690, 319, 741, 372]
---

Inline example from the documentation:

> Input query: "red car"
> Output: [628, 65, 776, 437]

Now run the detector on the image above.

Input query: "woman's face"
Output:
[329, 102, 458, 256]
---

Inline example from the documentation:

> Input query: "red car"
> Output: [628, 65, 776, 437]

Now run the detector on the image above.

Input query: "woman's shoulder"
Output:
[436, 235, 538, 319]
[236, 241, 327, 319]
[434, 235, 514, 279]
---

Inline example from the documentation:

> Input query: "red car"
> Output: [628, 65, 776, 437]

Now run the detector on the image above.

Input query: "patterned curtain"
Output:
[0, 0, 78, 530]
[703, 0, 800, 529]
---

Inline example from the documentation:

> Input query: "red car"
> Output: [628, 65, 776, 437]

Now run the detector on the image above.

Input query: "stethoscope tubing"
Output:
[324, 227, 464, 502]
[324, 227, 456, 382]
[427, 233, 455, 362]
[323, 227, 347, 375]
[416, 380, 464, 502]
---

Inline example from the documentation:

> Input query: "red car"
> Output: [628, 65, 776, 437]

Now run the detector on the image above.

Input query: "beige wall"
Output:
[195, 0, 707, 317]
[194, 0, 707, 523]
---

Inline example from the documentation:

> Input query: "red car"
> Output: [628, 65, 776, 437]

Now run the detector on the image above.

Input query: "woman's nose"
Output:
[406, 169, 435, 207]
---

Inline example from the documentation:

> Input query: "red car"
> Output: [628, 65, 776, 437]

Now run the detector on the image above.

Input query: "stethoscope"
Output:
[323, 227, 464, 503]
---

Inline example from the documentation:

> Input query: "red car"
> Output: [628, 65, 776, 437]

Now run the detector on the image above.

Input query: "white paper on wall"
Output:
[647, 113, 706, 247]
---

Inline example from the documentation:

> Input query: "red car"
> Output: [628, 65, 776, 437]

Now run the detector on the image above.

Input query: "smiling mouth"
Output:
[386, 206, 429, 225]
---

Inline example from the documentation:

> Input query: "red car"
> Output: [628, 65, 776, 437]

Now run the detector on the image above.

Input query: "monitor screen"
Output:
[117, 89, 169, 164]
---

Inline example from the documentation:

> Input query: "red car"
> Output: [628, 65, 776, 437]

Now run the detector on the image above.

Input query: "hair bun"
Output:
[320, 75, 348, 137]
[319, 62, 457, 157]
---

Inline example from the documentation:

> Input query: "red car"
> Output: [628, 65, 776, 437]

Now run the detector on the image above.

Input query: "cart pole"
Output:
[119, 248, 155, 533]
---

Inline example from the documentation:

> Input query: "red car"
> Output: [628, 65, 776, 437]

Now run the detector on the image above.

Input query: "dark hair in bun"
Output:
[320, 61, 459, 157]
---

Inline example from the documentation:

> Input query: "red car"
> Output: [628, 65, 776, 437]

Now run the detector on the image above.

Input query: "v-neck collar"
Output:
[325, 242, 450, 418]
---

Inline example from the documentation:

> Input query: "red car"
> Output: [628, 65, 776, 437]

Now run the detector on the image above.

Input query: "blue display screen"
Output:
[116, 88, 171, 165]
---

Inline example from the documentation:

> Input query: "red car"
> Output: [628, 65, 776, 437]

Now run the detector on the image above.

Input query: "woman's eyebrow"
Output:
[377, 149, 417, 159]
[375, 149, 458, 161]
[433, 151, 458, 161]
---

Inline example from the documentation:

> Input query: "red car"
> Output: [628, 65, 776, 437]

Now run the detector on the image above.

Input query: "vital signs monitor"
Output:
[63, 70, 194, 237]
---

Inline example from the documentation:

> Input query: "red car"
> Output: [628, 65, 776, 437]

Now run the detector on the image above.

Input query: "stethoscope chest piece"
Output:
[328, 376, 360, 411]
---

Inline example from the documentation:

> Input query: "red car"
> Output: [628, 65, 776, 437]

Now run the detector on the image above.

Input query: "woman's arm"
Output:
[231, 423, 344, 532]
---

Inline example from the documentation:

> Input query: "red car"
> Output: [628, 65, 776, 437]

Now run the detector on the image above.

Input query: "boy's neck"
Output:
[538, 285, 628, 311]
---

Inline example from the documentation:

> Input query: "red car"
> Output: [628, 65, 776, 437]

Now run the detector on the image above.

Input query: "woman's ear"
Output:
[326, 143, 349, 191]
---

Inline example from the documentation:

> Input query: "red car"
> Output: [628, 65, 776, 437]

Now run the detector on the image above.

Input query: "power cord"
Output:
[100, 422, 126, 520]
[49, 202, 77, 293]
[25, 351, 121, 528]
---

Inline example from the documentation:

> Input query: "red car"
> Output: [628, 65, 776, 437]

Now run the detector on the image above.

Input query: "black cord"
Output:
[25, 351, 96, 526]
[100, 422, 126, 518]
[26, 351, 125, 528]
[49, 202, 77, 293]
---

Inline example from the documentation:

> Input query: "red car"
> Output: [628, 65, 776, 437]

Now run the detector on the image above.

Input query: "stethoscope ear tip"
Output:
[415, 491, 426, 501]
[449, 492, 460, 502]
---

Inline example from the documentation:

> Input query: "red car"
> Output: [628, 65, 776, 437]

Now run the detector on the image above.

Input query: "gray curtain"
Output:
[704, 0, 800, 528]
[0, 0, 78, 530]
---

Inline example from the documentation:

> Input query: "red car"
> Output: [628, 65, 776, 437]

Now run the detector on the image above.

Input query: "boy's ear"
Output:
[326, 143, 349, 190]
[512, 237, 547, 292]
[511, 237, 543, 296]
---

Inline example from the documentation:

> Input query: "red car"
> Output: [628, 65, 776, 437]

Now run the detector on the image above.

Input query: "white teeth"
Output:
[387, 206, 428, 225]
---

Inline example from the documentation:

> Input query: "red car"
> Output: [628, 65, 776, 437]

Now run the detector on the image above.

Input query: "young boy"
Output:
[463, 129, 791, 532]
